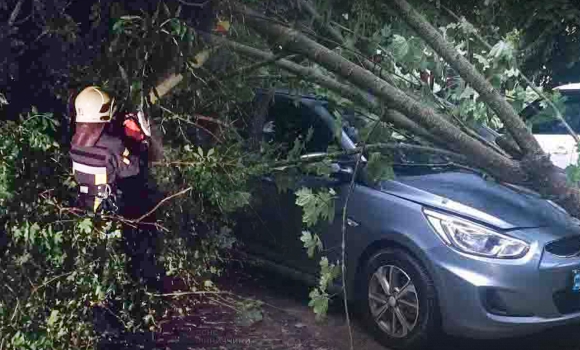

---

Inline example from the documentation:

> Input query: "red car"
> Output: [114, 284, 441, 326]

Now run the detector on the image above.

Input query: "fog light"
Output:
[481, 288, 533, 317]
[482, 289, 508, 315]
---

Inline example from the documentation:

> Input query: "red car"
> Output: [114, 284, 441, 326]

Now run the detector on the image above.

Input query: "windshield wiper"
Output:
[393, 162, 488, 178]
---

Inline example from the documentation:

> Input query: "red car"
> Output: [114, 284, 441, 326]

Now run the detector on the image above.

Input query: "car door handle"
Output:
[347, 218, 360, 227]
[262, 176, 275, 183]
[553, 146, 569, 155]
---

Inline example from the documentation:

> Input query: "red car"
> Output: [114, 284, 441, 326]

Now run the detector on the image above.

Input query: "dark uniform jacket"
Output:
[70, 127, 141, 212]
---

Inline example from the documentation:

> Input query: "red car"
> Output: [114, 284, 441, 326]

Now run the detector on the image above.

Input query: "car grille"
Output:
[545, 236, 580, 257]
[554, 289, 580, 314]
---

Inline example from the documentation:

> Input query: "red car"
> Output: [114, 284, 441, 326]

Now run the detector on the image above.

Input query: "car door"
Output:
[259, 98, 355, 272]
[235, 97, 339, 266]
[530, 92, 580, 169]
[533, 133, 575, 169]
[561, 93, 580, 167]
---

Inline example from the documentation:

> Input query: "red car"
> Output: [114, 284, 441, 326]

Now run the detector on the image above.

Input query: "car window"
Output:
[531, 94, 580, 134]
[263, 99, 335, 157]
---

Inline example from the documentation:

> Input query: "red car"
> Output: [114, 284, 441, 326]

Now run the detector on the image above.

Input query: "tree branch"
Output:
[146, 290, 228, 297]
[241, 10, 526, 183]
[389, 0, 542, 156]
[253, 4, 504, 157]
[271, 142, 467, 168]
[297, 0, 344, 44]
[296, 0, 403, 88]
[519, 73, 580, 143]
[212, 36, 440, 144]
[440, 4, 580, 146]
[8, 0, 25, 26]
[134, 187, 193, 223]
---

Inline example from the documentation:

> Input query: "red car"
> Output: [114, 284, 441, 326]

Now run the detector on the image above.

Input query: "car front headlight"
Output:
[424, 209, 529, 259]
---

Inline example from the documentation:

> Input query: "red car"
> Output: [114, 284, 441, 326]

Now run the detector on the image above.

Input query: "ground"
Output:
[143, 263, 580, 350]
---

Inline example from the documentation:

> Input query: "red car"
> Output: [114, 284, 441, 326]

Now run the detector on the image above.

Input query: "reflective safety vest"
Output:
[70, 132, 140, 213]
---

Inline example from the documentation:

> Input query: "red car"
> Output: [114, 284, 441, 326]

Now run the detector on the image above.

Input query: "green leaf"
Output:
[318, 257, 340, 290]
[504, 67, 519, 78]
[380, 24, 392, 39]
[273, 171, 298, 193]
[237, 88, 255, 102]
[308, 288, 329, 321]
[295, 187, 336, 227]
[566, 165, 580, 186]
[390, 35, 409, 60]
[331, 110, 343, 140]
[488, 40, 514, 63]
[366, 152, 395, 183]
[0, 92, 8, 106]
[112, 19, 126, 34]
[303, 161, 333, 178]
[287, 137, 304, 160]
[459, 86, 478, 100]
[47, 310, 59, 327]
[300, 231, 323, 258]
[77, 218, 93, 234]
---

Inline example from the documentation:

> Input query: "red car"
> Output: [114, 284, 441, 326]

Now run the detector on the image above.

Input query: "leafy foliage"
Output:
[308, 257, 340, 321]
[295, 187, 337, 228]
[0, 5, 261, 348]
[0, 105, 254, 350]
[366, 152, 395, 183]
[0, 114, 150, 349]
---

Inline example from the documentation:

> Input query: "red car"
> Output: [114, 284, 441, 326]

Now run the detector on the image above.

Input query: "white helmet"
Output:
[74, 86, 115, 123]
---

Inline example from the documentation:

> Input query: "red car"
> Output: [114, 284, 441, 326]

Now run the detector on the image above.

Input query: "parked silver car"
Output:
[236, 92, 580, 349]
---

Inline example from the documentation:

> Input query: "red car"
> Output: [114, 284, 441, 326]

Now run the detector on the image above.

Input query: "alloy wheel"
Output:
[368, 265, 420, 338]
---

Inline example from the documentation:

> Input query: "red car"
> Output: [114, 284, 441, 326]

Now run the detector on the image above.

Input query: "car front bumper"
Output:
[428, 231, 580, 339]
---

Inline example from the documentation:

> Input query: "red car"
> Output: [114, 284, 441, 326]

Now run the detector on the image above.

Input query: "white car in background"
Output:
[522, 83, 580, 169]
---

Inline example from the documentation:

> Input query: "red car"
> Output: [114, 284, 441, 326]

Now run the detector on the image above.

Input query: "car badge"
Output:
[573, 270, 580, 293]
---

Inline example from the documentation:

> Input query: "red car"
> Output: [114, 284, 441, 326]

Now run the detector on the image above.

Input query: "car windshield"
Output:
[331, 105, 457, 170]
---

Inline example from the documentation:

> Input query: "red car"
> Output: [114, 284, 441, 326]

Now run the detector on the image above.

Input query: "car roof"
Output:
[254, 88, 329, 105]
[555, 83, 580, 91]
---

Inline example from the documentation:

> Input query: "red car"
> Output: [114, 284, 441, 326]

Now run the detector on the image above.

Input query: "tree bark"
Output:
[243, 11, 526, 183]
[249, 88, 274, 149]
[389, 0, 543, 156]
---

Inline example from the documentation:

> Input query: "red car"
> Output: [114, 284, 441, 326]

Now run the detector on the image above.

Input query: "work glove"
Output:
[123, 112, 149, 142]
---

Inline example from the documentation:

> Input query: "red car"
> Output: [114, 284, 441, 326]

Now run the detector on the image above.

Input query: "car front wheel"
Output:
[361, 248, 440, 350]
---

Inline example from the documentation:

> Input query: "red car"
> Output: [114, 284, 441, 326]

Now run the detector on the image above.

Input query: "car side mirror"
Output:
[331, 162, 353, 174]
[330, 162, 354, 181]
[298, 153, 357, 182]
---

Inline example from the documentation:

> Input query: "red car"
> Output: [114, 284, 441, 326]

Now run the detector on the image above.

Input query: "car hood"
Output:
[380, 171, 578, 232]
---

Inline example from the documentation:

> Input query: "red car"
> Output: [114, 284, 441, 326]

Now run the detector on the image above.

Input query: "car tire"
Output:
[360, 248, 440, 350]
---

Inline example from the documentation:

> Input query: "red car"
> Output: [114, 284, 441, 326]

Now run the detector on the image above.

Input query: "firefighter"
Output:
[70, 86, 147, 214]
[70, 86, 165, 341]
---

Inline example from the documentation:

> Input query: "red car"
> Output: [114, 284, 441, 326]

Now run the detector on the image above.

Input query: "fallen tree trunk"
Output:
[240, 6, 580, 217]
[389, 0, 542, 156]
[388, 0, 580, 217]
[211, 36, 439, 144]
[242, 9, 525, 181]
